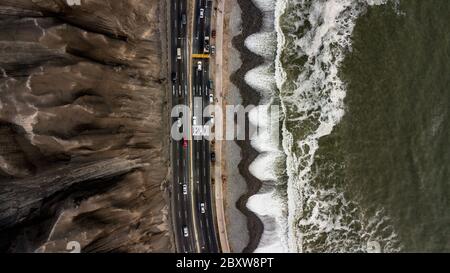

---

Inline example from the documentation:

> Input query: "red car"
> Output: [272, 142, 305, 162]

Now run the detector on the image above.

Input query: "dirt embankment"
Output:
[0, 0, 172, 253]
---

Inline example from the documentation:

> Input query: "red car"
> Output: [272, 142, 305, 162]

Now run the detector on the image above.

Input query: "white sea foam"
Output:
[244, 0, 397, 253]
[244, 0, 288, 252]
[244, 64, 276, 98]
[245, 32, 276, 58]
[273, 0, 400, 252]
[247, 190, 287, 253]
[251, 0, 276, 12]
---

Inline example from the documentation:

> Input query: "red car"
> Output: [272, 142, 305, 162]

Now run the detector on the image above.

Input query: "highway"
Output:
[169, 0, 220, 253]
[170, 0, 195, 253]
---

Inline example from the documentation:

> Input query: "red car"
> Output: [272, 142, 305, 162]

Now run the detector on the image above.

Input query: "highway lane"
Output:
[191, 0, 220, 253]
[170, 0, 195, 253]
[170, 0, 220, 253]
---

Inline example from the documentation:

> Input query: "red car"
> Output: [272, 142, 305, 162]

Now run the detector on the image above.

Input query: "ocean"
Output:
[244, 0, 450, 252]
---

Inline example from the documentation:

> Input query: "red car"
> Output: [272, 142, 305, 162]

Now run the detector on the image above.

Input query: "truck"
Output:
[204, 36, 210, 53]
[200, 203, 206, 214]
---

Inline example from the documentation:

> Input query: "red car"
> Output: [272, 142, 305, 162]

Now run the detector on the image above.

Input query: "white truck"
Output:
[204, 36, 210, 53]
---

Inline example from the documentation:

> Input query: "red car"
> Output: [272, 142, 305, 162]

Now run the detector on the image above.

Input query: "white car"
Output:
[210, 117, 215, 125]
[177, 118, 182, 128]
[200, 203, 206, 214]
[199, 8, 204, 19]
[183, 226, 189, 237]
[192, 116, 197, 126]
[209, 93, 214, 103]
[182, 184, 188, 195]
[197, 61, 202, 71]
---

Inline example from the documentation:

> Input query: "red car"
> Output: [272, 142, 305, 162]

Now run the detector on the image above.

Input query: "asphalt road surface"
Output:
[170, 0, 220, 253]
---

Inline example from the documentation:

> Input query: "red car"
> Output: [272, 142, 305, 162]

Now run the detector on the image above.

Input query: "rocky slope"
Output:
[0, 0, 172, 252]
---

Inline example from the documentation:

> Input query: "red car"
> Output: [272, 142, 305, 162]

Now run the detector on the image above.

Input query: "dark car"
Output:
[171, 72, 177, 83]
[211, 152, 216, 163]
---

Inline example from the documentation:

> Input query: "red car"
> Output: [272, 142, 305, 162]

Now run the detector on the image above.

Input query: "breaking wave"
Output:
[245, 0, 402, 252]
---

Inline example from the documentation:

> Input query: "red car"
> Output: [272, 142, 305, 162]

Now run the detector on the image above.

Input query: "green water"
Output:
[328, 0, 450, 252]
[277, 0, 450, 252]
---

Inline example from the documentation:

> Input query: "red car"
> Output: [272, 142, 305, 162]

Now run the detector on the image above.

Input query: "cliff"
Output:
[0, 0, 172, 252]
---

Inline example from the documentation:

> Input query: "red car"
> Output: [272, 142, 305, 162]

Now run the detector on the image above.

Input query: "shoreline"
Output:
[229, 0, 266, 253]
[221, 0, 250, 253]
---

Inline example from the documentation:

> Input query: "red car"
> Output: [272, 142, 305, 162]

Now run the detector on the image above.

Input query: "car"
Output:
[178, 85, 182, 97]
[210, 117, 215, 125]
[181, 13, 187, 25]
[177, 118, 182, 128]
[197, 61, 202, 71]
[171, 72, 177, 83]
[200, 203, 206, 214]
[211, 152, 216, 163]
[199, 8, 204, 19]
[182, 184, 188, 195]
[209, 93, 214, 103]
[177, 48, 181, 60]
[183, 226, 189, 237]
[211, 45, 216, 55]
[192, 116, 197, 125]
[204, 37, 210, 53]
[211, 30, 216, 38]
[182, 138, 188, 148]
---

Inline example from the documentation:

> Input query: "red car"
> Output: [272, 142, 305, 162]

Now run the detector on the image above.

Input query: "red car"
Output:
[182, 138, 188, 149]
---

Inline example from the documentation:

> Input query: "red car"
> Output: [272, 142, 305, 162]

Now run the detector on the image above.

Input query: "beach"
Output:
[226, 0, 266, 253]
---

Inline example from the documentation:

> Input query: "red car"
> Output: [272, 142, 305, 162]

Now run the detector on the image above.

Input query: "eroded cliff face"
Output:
[0, 0, 172, 252]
